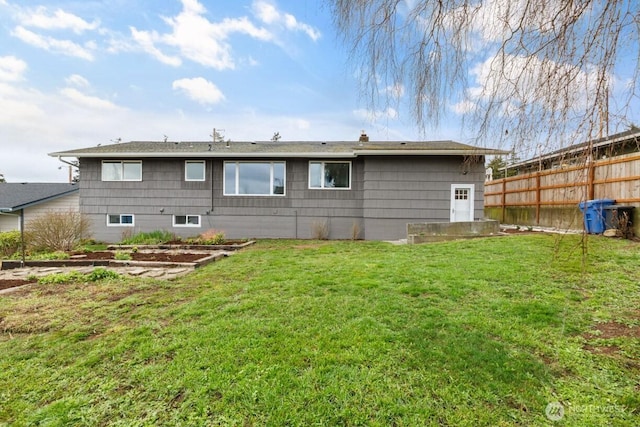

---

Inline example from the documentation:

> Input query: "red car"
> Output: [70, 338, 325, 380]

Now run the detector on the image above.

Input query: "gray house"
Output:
[50, 135, 505, 242]
[0, 183, 79, 232]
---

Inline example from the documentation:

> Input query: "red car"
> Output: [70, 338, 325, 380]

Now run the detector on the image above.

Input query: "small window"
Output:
[173, 215, 201, 227]
[224, 161, 286, 196]
[102, 161, 142, 181]
[107, 214, 134, 226]
[185, 161, 206, 181]
[309, 161, 351, 189]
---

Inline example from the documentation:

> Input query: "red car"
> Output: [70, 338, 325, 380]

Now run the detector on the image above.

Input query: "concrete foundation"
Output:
[407, 220, 500, 244]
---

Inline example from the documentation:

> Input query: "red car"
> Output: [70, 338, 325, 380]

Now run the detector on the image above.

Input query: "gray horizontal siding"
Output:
[78, 155, 485, 242]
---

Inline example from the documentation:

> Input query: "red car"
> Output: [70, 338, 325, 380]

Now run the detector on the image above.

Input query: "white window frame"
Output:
[101, 160, 142, 182]
[107, 214, 135, 227]
[308, 161, 352, 189]
[173, 214, 201, 227]
[223, 161, 286, 196]
[185, 160, 206, 182]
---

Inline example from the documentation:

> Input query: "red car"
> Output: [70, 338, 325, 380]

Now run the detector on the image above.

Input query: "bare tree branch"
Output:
[328, 0, 639, 154]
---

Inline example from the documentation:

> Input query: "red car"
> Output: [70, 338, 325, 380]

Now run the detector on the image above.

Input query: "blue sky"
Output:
[1, 0, 637, 183]
[0, 0, 465, 183]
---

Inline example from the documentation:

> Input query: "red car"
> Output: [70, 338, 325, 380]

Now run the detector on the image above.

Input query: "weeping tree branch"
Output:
[328, 0, 639, 154]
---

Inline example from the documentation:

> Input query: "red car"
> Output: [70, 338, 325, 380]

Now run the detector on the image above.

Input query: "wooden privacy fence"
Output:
[485, 152, 640, 225]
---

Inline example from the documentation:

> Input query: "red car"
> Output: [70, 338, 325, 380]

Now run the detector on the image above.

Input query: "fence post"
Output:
[587, 158, 595, 200]
[536, 172, 541, 225]
[501, 178, 506, 223]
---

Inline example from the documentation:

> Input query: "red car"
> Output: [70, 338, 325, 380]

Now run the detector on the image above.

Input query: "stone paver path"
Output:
[1, 264, 195, 281]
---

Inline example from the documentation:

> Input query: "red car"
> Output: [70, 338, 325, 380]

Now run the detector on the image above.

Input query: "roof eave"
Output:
[51, 148, 509, 158]
[5, 189, 79, 211]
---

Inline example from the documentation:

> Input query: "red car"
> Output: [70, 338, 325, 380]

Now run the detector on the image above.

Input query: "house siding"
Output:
[0, 193, 79, 232]
[78, 155, 485, 242]
[0, 214, 19, 232]
[362, 156, 485, 240]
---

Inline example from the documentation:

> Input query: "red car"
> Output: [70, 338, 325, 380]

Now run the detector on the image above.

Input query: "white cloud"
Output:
[172, 77, 225, 105]
[19, 6, 100, 34]
[384, 83, 405, 99]
[130, 27, 182, 66]
[253, 0, 321, 41]
[450, 100, 476, 115]
[0, 55, 27, 81]
[59, 87, 119, 110]
[65, 74, 90, 88]
[453, 52, 606, 119]
[12, 26, 95, 60]
[0, 82, 47, 127]
[132, 0, 272, 70]
[353, 107, 399, 121]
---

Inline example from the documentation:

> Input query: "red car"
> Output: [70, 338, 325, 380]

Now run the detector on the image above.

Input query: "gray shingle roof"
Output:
[0, 183, 78, 212]
[49, 140, 508, 158]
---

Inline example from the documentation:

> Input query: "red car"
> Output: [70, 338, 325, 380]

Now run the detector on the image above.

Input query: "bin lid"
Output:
[591, 198, 615, 203]
[603, 205, 635, 209]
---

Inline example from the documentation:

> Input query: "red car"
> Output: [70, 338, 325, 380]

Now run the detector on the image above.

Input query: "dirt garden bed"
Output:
[0, 241, 255, 292]
[0, 279, 37, 292]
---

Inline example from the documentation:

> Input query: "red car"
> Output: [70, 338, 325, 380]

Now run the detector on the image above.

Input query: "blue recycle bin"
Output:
[578, 199, 615, 234]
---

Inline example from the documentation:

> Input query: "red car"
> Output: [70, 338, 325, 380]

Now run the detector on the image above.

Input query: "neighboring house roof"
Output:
[49, 140, 508, 159]
[508, 127, 640, 170]
[0, 183, 79, 212]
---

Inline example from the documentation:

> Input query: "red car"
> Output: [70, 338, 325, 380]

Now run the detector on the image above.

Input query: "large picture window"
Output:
[224, 161, 285, 196]
[107, 214, 134, 226]
[102, 161, 142, 181]
[185, 161, 205, 181]
[309, 161, 351, 189]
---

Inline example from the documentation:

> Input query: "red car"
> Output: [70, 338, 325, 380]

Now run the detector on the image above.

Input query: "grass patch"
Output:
[0, 235, 638, 425]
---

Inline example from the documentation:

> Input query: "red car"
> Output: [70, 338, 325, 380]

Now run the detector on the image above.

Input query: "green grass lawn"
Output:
[1, 234, 638, 426]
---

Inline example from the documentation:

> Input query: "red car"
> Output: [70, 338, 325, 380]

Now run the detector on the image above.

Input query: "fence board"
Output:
[485, 152, 640, 224]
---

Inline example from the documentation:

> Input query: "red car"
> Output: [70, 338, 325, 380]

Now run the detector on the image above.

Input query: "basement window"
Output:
[107, 214, 134, 226]
[173, 215, 201, 227]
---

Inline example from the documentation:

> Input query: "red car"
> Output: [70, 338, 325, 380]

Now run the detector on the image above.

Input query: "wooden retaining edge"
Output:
[0, 253, 228, 271]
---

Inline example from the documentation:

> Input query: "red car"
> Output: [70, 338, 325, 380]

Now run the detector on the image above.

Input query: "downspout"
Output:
[20, 209, 25, 267]
[56, 156, 78, 183]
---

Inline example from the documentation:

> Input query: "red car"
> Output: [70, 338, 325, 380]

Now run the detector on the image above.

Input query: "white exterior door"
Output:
[450, 184, 475, 222]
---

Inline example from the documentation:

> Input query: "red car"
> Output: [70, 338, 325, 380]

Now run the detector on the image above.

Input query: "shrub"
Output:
[38, 271, 85, 285]
[86, 268, 122, 281]
[199, 229, 226, 245]
[311, 220, 329, 240]
[114, 251, 132, 261]
[38, 268, 122, 284]
[0, 230, 22, 257]
[25, 211, 91, 252]
[120, 230, 176, 245]
[30, 251, 70, 260]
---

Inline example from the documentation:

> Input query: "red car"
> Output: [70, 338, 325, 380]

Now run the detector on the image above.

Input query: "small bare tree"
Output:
[25, 211, 92, 252]
[328, 0, 639, 154]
